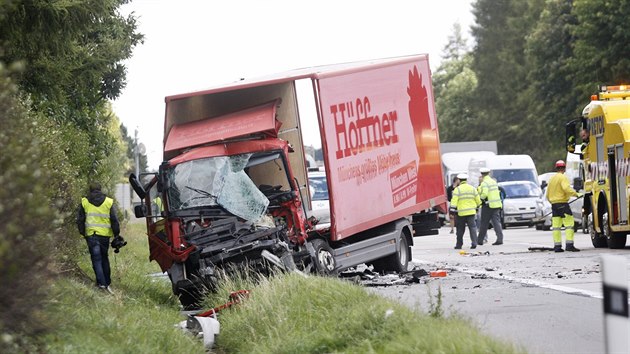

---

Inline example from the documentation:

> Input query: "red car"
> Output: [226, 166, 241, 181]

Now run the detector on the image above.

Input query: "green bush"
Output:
[0, 65, 60, 352]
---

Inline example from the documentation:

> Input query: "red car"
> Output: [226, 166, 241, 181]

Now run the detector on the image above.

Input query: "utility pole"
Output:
[134, 128, 140, 177]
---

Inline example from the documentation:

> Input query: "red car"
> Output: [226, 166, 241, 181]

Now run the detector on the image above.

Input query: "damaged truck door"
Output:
[130, 54, 446, 309]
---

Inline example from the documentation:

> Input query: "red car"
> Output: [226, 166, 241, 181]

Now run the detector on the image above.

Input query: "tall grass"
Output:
[209, 272, 526, 354]
[42, 223, 204, 353]
[41, 222, 525, 353]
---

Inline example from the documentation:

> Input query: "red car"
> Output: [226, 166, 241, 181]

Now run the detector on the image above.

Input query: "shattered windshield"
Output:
[165, 153, 270, 222]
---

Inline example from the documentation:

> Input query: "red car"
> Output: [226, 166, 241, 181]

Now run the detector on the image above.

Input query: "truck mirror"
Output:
[129, 173, 147, 199]
[573, 177, 584, 191]
[565, 120, 577, 153]
[134, 203, 146, 218]
[541, 180, 547, 190]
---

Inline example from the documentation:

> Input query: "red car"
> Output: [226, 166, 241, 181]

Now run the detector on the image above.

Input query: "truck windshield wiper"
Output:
[185, 186, 215, 198]
[181, 186, 217, 208]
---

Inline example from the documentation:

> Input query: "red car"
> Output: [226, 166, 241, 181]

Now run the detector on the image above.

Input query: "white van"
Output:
[442, 151, 496, 187]
[468, 154, 538, 188]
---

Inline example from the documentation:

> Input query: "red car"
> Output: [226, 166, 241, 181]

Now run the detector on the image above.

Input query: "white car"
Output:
[308, 171, 330, 229]
[498, 181, 545, 228]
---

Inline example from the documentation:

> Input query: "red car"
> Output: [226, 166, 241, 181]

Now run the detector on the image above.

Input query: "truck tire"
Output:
[590, 213, 607, 248]
[603, 212, 627, 249]
[311, 238, 337, 275]
[582, 213, 589, 234]
[174, 278, 204, 310]
[372, 230, 410, 274]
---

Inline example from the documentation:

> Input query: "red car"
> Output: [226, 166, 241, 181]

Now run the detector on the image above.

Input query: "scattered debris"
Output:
[471, 274, 488, 279]
[178, 290, 250, 349]
[485, 267, 497, 271]
[430, 270, 447, 277]
[528, 246, 555, 252]
[460, 251, 491, 257]
[340, 266, 435, 286]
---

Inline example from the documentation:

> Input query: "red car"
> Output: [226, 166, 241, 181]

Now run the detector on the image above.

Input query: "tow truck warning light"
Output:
[600, 84, 629, 92]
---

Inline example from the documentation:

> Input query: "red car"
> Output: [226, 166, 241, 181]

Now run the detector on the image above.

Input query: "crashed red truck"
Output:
[129, 54, 447, 308]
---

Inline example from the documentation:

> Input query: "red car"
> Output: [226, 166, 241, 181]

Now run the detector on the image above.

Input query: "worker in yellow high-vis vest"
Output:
[450, 173, 482, 250]
[477, 167, 504, 246]
[547, 160, 581, 252]
[76, 183, 121, 292]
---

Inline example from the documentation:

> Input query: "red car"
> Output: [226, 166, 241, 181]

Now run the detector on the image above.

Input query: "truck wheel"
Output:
[603, 212, 627, 249]
[174, 279, 204, 310]
[372, 230, 410, 274]
[582, 213, 589, 234]
[590, 213, 607, 248]
[311, 238, 337, 275]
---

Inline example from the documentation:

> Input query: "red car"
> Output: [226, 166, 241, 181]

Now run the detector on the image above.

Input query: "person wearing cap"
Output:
[450, 173, 481, 249]
[477, 167, 504, 245]
[547, 160, 581, 252]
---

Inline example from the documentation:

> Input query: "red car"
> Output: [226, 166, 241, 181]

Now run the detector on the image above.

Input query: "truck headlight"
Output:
[505, 206, 517, 213]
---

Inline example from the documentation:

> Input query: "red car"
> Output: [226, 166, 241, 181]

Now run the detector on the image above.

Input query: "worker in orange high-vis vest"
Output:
[76, 182, 120, 292]
[546, 160, 581, 252]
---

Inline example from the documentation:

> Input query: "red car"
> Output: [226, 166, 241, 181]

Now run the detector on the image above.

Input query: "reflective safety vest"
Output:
[82, 197, 114, 237]
[547, 172, 577, 204]
[479, 175, 503, 209]
[451, 182, 481, 216]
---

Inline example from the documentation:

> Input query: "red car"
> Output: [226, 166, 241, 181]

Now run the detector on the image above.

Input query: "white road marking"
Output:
[412, 258, 603, 299]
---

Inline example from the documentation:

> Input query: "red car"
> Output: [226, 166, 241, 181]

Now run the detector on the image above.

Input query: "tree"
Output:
[524, 0, 578, 170]
[470, 0, 545, 163]
[0, 0, 143, 112]
[433, 23, 479, 143]
[570, 0, 630, 98]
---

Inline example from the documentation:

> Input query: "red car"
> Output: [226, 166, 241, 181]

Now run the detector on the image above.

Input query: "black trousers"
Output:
[456, 214, 478, 248]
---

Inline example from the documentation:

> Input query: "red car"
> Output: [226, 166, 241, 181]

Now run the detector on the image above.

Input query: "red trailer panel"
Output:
[316, 56, 445, 240]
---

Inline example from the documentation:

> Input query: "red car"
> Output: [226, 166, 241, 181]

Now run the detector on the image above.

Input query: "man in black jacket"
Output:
[76, 183, 120, 293]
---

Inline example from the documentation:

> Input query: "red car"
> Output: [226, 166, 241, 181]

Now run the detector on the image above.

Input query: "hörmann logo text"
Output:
[331, 97, 399, 159]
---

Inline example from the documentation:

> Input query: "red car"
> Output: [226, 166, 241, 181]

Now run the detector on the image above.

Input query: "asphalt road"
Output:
[367, 224, 630, 354]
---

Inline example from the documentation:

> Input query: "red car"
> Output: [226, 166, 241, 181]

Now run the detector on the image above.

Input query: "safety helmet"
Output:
[555, 160, 566, 168]
[457, 173, 468, 180]
[480, 167, 490, 174]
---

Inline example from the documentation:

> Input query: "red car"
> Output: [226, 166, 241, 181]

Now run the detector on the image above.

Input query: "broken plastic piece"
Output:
[430, 270, 447, 277]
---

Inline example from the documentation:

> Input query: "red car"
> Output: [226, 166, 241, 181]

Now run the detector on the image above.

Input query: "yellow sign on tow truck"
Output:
[566, 85, 630, 249]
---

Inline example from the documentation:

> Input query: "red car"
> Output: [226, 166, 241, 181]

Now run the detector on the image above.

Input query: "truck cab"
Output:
[566, 84, 630, 249]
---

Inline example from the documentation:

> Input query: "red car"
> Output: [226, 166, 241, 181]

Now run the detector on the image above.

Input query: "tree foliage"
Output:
[0, 1, 142, 349]
[0, 67, 58, 353]
[433, 23, 479, 143]
[435, 0, 630, 173]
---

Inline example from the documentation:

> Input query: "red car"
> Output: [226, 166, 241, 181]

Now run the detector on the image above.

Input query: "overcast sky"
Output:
[112, 0, 475, 170]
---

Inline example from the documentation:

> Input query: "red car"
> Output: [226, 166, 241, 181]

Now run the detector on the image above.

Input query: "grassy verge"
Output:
[41, 223, 525, 353]
[42, 223, 204, 353]
[206, 272, 526, 354]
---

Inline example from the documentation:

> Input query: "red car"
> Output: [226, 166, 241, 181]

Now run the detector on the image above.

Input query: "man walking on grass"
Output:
[76, 182, 120, 293]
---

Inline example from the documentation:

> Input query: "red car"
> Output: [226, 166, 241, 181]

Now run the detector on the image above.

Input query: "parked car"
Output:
[538, 172, 555, 189]
[308, 170, 330, 229]
[498, 181, 545, 228]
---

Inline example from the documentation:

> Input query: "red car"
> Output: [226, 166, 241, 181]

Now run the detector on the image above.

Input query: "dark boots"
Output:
[555, 244, 580, 252]
[565, 244, 580, 252]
